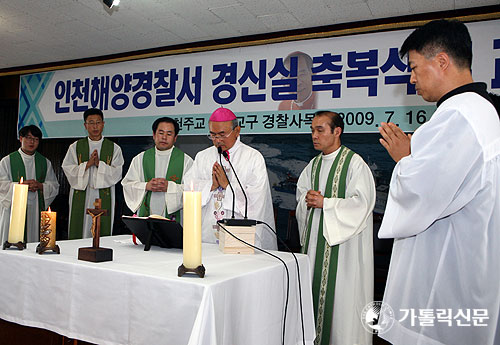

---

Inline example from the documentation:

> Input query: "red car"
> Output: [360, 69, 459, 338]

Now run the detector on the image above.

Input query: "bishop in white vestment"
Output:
[184, 107, 277, 250]
[296, 111, 375, 345]
[62, 109, 123, 239]
[0, 126, 59, 244]
[378, 20, 500, 345]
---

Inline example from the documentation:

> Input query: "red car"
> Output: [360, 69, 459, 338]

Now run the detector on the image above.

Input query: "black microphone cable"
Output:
[217, 148, 303, 344]
[216, 221, 289, 345]
[257, 220, 306, 345]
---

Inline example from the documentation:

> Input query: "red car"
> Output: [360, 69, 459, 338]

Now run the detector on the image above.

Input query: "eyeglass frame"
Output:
[21, 135, 40, 143]
[207, 128, 234, 140]
[85, 120, 104, 126]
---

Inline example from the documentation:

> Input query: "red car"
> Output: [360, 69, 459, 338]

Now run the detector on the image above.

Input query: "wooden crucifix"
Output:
[78, 198, 113, 263]
[86, 198, 108, 249]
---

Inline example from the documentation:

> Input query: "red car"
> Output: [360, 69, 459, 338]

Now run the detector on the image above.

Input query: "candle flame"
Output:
[20, 177, 23, 183]
[190, 181, 194, 192]
[48, 207, 51, 212]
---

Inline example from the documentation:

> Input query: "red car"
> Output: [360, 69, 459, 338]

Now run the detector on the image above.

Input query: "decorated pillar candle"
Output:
[183, 190, 202, 268]
[8, 178, 29, 243]
[40, 208, 57, 247]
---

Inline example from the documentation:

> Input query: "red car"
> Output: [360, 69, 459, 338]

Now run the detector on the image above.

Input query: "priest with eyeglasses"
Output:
[0, 125, 59, 244]
[62, 108, 124, 240]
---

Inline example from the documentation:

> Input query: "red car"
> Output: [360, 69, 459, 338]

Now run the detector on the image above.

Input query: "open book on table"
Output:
[121, 215, 182, 250]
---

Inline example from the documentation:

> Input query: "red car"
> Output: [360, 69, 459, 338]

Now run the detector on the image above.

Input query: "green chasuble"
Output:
[69, 138, 114, 239]
[138, 146, 185, 222]
[9, 150, 48, 241]
[300, 146, 354, 345]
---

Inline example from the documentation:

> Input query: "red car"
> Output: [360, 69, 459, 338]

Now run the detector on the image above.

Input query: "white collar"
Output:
[322, 146, 341, 160]
[226, 136, 241, 156]
[18, 148, 35, 159]
[155, 146, 174, 156]
[87, 136, 104, 144]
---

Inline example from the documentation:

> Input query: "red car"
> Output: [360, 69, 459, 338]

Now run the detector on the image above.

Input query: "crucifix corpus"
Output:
[88, 199, 107, 248]
[78, 198, 113, 263]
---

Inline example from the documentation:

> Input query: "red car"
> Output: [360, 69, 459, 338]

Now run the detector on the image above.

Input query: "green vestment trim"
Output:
[69, 138, 114, 239]
[138, 146, 185, 223]
[9, 150, 48, 241]
[301, 146, 355, 345]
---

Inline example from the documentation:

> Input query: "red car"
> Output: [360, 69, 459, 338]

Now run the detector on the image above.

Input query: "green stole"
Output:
[138, 146, 185, 222]
[9, 150, 48, 241]
[300, 146, 354, 345]
[69, 138, 114, 239]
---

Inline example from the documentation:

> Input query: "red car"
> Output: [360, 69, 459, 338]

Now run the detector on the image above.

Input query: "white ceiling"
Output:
[0, 0, 498, 70]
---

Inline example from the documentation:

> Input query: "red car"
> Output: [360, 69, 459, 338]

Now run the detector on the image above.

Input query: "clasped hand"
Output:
[378, 122, 412, 163]
[146, 178, 168, 192]
[85, 149, 100, 170]
[23, 179, 42, 192]
[211, 162, 229, 191]
[305, 190, 324, 209]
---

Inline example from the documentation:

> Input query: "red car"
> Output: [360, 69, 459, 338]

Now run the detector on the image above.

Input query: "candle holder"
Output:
[178, 264, 206, 278]
[36, 242, 60, 254]
[36, 209, 60, 255]
[3, 241, 26, 250]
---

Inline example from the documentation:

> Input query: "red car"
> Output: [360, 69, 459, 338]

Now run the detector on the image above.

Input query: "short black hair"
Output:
[83, 108, 104, 121]
[152, 117, 180, 136]
[400, 19, 472, 71]
[314, 111, 344, 137]
[19, 125, 42, 139]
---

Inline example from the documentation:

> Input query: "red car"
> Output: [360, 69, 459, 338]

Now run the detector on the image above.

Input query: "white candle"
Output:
[40, 207, 57, 247]
[8, 178, 29, 243]
[183, 190, 202, 268]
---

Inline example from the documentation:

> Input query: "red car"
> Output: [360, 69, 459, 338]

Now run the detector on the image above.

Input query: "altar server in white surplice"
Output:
[184, 107, 277, 250]
[296, 111, 375, 345]
[122, 117, 193, 222]
[0, 125, 59, 244]
[62, 108, 123, 240]
[378, 20, 500, 345]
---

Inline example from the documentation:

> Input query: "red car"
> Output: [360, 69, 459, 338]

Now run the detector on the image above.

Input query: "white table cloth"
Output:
[0, 235, 315, 345]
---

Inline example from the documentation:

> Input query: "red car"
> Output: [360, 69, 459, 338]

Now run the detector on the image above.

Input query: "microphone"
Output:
[217, 147, 235, 218]
[219, 149, 256, 227]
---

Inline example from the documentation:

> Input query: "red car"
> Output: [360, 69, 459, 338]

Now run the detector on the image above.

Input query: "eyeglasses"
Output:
[86, 121, 103, 126]
[207, 129, 234, 140]
[23, 136, 40, 143]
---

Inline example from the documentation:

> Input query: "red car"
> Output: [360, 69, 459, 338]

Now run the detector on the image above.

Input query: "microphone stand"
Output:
[221, 150, 248, 219]
[217, 147, 235, 219]
[218, 149, 256, 227]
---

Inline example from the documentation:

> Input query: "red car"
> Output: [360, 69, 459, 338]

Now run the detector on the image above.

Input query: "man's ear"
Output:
[334, 126, 342, 138]
[436, 52, 450, 71]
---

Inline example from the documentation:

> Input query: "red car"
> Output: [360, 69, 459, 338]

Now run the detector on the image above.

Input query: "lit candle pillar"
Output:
[8, 178, 29, 243]
[40, 208, 57, 248]
[183, 190, 202, 268]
